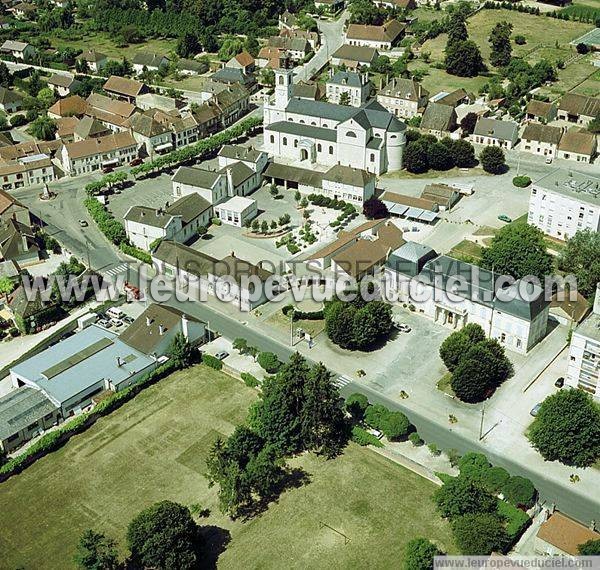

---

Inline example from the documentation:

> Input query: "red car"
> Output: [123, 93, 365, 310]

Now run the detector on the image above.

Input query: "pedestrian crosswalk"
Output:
[333, 375, 352, 388]
[104, 263, 129, 278]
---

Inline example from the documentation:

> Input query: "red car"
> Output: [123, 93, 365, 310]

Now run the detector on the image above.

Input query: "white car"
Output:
[545, 157, 553, 164]
[395, 323, 411, 332]
[110, 318, 124, 327]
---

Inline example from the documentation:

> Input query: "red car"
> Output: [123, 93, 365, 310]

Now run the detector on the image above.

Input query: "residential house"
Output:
[374, 0, 416, 8]
[135, 93, 180, 113]
[132, 53, 170, 75]
[384, 245, 550, 354]
[420, 183, 460, 211]
[525, 99, 557, 123]
[47, 94, 87, 119]
[73, 116, 110, 141]
[557, 93, 600, 127]
[377, 78, 429, 119]
[153, 240, 275, 311]
[268, 36, 311, 62]
[0, 155, 56, 190]
[124, 193, 212, 250]
[214, 196, 258, 227]
[278, 10, 298, 30]
[331, 45, 379, 69]
[280, 28, 320, 51]
[471, 117, 519, 149]
[0, 140, 61, 162]
[566, 290, 600, 398]
[420, 102, 457, 138]
[55, 116, 79, 142]
[103, 76, 148, 103]
[211, 67, 256, 91]
[435, 88, 471, 108]
[226, 51, 255, 74]
[0, 387, 59, 453]
[85, 93, 137, 131]
[0, 187, 31, 226]
[345, 19, 406, 50]
[60, 131, 138, 176]
[148, 109, 200, 149]
[292, 81, 325, 101]
[47, 73, 80, 98]
[0, 40, 35, 60]
[528, 170, 600, 241]
[256, 46, 284, 69]
[76, 50, 108, 73]
[217, 144, 269, 173]
[557, 129, 597, 163]
[521, 123, 563, 158]
[172, 166, 229, 204]
[198, 83, 250, 129]
[535, 511, 600, 556]
[325, 70, 372, 107]
[0, 218, 39, 264]
[0, 87, 22, 113]
[127, 112, 173, 158]
[177, 58, 209, 76]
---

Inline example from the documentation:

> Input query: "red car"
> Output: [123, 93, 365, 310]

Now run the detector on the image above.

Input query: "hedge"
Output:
[351, 426, 384, 448]
[0, 360, 179, 482]
[131, 116, 263, 178]
[202, 354, 223, 370]
[257, 351, 282, 374]
[119, 242, 152, 264]
[241, 372, 259, 388]
[501, 475, 536, 508]
[281, 305, 324, 321]
[364, 404, 412, 440]
[498, 500, 531, 543]
[512, 175, 531, 188]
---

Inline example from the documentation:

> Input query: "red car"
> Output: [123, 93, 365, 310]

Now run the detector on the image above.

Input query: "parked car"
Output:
[215, 351, 229, 361]
[97, 318, 112, 329]
[545, 157, 553, 164]
[102, 166, 114, 174]
[367, 428, 383, 440]
[530, 402, 542, 417]
[123, 315, 134, 324]
[78, 219, 88, 227]
[129, 158, 143, 167]
[395, 323, 411, 332]
[110, 318, 124, 327]
[498, 214, 512, 223]
[555, 377, 565, 388]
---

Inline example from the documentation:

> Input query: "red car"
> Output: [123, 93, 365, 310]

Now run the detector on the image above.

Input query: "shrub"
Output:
[346, 393, 369, 419]
[451, 513, 509, 555]
[514, 35, 526, 45]
[241, 372, 259, 388]
[351, 425, 384, 448]
[501, 476, 536, 508]
[512, 175, 531, 188]
[409, 432, 424, 447]
[257, 351, 282, 374]
[497, 500, 530, 542]
[202, 354, 223, 370]
[119, 242, 151, 264]
[9, 114, 27, 127]
[380, 410, 411, 440]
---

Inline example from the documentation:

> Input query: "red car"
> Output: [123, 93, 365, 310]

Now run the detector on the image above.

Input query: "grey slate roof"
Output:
[0, 87, 22, 105]
[165, 193, 212, 224]
[327, 70, 364, 88]
[386, 241, 438, 277]
[379, 77, 428, 101]
[421, 102, 456, 132]
[264, 162, 324, 187]
[0, 387, 56, 441]
[177, 58, 209, 74]
[218, 144, 263, 163]
[473, 118, 518, 142]
[172, 166, 221, 189]
[323, 164, 375, 187]
[124, 206, 176, 228]
[211, 67, 254, 86]
[266, 120, 338, 142]
[331, 44, 378, 64]
[219, 161, 254, 187]
[522, 123, 562, 145]
[133, 53, 168, 68]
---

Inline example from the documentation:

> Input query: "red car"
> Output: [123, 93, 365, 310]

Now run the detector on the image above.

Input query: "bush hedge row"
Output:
[351, 426, 384, 448]
[281, 304, 324, 321]
[241, 372, 259, 388]
[202, 354, 223, 370]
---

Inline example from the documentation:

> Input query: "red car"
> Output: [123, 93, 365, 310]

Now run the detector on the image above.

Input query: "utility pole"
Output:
[290, 309, 294, 347]
[85, 238, 91, 270]
[479, 402, 485, 441]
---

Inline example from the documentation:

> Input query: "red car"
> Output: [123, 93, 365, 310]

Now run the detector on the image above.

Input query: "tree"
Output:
[528, 389, 600, 467]
[481, 223, 553, 281]
[176, 33, 200, 58]
[451, 139, 476, 168]
[126, 501, 200, 570]
[489, 21, 513, 68]
[363, 197, 388, 219]
[403, 538, 442, 570]
[37, 87, 56, 108]
[439, 324, 486, 372]
[296, 12, 318, 32]
[167, 332, 195, 368]
[479, 145, 506, 174]
[339, 91, 350, 106]
[260, 220, 269, 234]
[372, 55, 392, 75]
[460, 112, 478, 135]
[380, 410, 411, 440]
[578, 540, 600, 556]
[27, 71, 44, 97]
[73, 529, 119, 570]
[404, 140, 429, 173]
[257, 351, 282, 374]
[427, 142, 454, 171]
[28, 116, 57, 141]
[451, 513, 508, 555]
[451, 341, 513, 403]
[434, 476, 498, 519]
[219, 38, 244, 61]
[501, 476, 536, 508]
[445, 40, 484, 77]
[0, 275, 14, 302]
[346, 393, 369, 420]
[557, 229, 600, 299]
[233, 337, 248, 353]
[576, 42, 590, 55]
[0, 61, 11, 88]
[588, 115, 600, 134]
[446, 13, 468, 45]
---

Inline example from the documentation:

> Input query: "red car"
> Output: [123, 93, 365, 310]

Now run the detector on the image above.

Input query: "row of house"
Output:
[521, 123, 597, 164]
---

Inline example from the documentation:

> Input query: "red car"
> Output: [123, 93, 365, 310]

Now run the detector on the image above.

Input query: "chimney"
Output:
[593, 283, 600, 316]
[146, 316, 152, 326]
[226, 167, 234, 196]
[590, 520, 597, 532]
[158, 324, 164, 335]
[181, 314, 189, 340]
[230, 250, 235, 258]
[116, 356, 122, 367]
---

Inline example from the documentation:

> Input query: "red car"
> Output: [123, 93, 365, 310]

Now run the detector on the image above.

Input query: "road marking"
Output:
[333, 375, 352, 388]
[104, 264, 128, 277]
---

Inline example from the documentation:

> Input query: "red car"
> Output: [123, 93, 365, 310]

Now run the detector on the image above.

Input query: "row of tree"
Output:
[404, 131, 477, 174]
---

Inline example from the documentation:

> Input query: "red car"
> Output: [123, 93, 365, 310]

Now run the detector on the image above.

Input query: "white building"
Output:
[557, 130, 597, 164]
[325, 70, 372, 107]
[263, 65, 406, 175]
[77, 50, 107, 73]
[520, 123, 562, 159]
[0, 40, 36, 60]
[528, 170, 600, 241]
[152, 240, 276, 312]
[376, 78, 429, 119]
[214, 196, 257, 227]
[384, 244, 550, 354]
[344, 20, 405, 50]
[471, 117, 519, 149]
[132, 53, 170, 75]
[217, 144, 269, 173]
[566, 287, 600, 399]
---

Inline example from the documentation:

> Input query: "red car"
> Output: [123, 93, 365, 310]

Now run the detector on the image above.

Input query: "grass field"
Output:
[0, 367, 455, 569]
[447, 239, 483, 262]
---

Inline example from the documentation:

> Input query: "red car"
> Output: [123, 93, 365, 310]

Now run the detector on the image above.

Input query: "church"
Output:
[263, 62, 407, 175]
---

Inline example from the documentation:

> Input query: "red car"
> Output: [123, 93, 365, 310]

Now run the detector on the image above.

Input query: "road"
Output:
[160, 296, 599, 523]
[294, 12, 349, 83]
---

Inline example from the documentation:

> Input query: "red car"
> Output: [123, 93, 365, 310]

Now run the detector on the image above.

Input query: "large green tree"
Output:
[445, 40, 484, 77]
[404, 140, 429, 174]
[439, 323, 486, 372]
[73, 529, 119, 570]
[528, 389, 600, 467]
[481, 223, 553, 281]
[479, 145, 506, 174]
[451, 513, 508, 555]
[434, 476, 498, 519]
[489, 21, 513, 68]
[403, 537, 442, 570]
[557, 229, 600, 299]
[126, 501, 200, 569]
[28, 116, 57, 141]
[579, 539, 600, 555]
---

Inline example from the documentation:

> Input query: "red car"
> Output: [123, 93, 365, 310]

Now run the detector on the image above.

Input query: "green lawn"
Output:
[0, 366, 455, 569]
[448, 239, 483, 262]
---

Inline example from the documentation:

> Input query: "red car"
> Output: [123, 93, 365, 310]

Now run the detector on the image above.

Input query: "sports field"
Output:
[0, 366, 455, 569]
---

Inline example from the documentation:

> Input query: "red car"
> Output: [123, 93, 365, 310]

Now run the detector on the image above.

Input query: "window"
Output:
[370, 153, 375, 162]
[269, 135, 274, 143]
[346, 131, 357, 138]
[283, 137, 287, 146]
[328, 146, 333, 155]
[317, 143, 322, 152]
[294, 140, 298, 148]
[278, 75, 284, 85]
